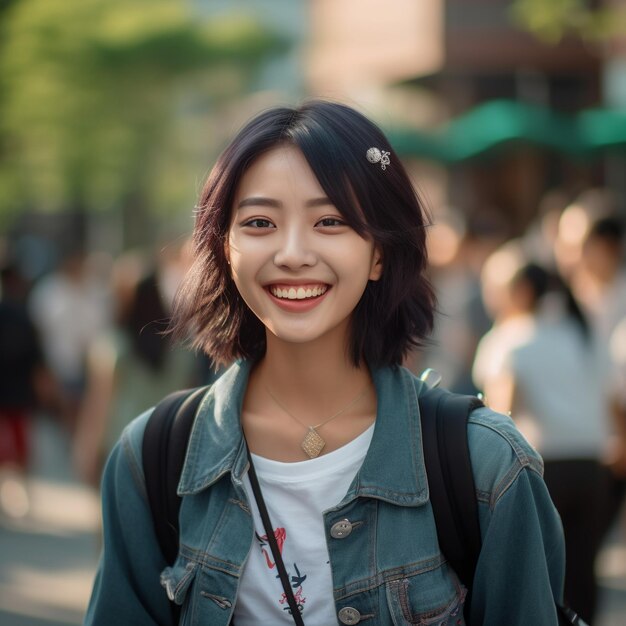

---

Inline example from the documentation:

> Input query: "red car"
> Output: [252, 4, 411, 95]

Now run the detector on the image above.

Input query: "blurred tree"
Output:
[0, 0, 288, 244]
[511, 0, 625, 44]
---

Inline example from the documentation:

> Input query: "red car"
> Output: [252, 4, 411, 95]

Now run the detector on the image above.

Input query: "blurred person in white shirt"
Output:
[28, 248, 111, 430]
[473, 241, 612, 623]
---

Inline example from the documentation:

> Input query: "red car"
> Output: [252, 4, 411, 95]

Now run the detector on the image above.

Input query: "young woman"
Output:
[85, 101, 565, 625]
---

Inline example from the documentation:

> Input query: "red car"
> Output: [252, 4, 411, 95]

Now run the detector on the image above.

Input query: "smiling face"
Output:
[226, 144, 382, 349]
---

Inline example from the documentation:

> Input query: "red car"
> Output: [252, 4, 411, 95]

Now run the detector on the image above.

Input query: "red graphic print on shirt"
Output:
[258, 527, 286, 568]
[255, 528, 308, 616]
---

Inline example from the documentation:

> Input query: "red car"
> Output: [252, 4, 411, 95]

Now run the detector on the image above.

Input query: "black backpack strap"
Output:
[142, 386, 207, 565]
[418, 386, 483, 593]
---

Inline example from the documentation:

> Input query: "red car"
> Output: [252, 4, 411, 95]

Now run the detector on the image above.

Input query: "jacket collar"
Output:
[178, 360, 429, 507]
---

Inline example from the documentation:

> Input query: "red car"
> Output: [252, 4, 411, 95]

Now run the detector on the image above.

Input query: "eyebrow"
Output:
[236, 196, 333, 210]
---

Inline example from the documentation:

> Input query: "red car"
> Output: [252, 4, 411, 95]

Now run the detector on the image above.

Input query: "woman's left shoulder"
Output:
[466, 405, 544, 506]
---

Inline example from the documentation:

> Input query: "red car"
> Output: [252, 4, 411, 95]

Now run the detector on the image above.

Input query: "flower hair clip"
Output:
[366, 147, 390, 171]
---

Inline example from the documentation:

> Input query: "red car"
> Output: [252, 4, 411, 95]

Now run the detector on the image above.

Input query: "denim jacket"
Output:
[85, 360, 565, 625]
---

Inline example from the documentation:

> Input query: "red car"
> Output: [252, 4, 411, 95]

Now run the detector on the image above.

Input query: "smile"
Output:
[268, 284, 329, 300]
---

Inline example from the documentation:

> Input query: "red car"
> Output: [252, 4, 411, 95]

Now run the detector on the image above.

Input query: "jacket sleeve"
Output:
[84, 416, 174, 625]
[469, 463, 565, 625]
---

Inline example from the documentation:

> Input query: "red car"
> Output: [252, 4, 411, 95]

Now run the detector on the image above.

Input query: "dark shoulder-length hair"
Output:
[171, 99, 435, 369]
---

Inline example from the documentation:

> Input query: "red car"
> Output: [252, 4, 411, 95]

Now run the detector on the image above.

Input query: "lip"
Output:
[265, 285, 331, 313]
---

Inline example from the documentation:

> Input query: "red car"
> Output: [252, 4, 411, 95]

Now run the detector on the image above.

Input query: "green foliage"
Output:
[0, 0, 288, 238]
[510, 0, 626, 44]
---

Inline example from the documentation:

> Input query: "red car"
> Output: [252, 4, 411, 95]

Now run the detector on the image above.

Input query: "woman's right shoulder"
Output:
[467, 405, 544, 509]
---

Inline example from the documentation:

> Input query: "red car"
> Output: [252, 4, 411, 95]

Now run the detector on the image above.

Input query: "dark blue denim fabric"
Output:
[85, 360, 565, 625]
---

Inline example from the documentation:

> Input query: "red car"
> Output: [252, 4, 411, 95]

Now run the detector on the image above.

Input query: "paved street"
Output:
[0, 417, 100, 626]
[1, 416, 625, 625]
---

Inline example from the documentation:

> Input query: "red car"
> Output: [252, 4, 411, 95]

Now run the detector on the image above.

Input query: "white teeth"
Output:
[270, 285, 328, 300]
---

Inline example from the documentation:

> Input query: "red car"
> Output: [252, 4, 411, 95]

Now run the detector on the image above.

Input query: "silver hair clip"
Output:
[366, 147, 390, 170]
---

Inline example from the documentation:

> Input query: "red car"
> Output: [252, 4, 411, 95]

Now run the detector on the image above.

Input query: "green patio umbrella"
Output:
[387, 99, 626, 162]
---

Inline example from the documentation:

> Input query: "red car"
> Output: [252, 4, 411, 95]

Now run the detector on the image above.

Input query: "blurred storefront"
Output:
[305, 0, 626, 235]
[2, 1, 624, 259]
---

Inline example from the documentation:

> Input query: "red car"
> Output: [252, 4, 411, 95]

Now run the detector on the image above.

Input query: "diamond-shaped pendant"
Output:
[301, 427, 325, 458]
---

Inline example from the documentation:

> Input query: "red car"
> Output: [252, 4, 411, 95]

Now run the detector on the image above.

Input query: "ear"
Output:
[369, 246, 383, 281]
[224, 239, 231, 266]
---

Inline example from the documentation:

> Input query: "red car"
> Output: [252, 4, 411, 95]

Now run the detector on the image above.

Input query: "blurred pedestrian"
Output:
[0, 260, 60, 518]
[473, 241, 611, 624]
[571, 216, 626, 538]
[572, 216, 626, 344]
[28, 248, 111, 432]
[522, 188, 570, 273]
[609, 318, 626, 457]
[411, 209, 501, 394]
[73, 252, 196, 488]
[554, 188, 618, 282]
[603, 311, 626, 557]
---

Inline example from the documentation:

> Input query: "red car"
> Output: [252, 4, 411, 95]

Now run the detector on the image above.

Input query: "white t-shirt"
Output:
[234, 424, 375, 626]
[28, 273, 110, 384]
[473, 312, 611, 460]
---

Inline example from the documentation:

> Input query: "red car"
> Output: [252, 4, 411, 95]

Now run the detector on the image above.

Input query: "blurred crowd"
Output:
[0, 236, 223, 503]
[0, 186, 625, 625]
[412, 186, 626, 624]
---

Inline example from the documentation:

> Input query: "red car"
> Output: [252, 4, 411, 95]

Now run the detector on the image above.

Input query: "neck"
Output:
[251, 325, 373, 418]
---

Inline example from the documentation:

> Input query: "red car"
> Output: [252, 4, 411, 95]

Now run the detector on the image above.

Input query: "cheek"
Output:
[229, 270, 261, 320]
[337, 253, 380, 303]
[229, 263, 254, 300]
[227, 246, 266, 310]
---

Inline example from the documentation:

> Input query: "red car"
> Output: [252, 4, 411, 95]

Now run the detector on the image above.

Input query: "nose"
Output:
[273, 225, 317, 269]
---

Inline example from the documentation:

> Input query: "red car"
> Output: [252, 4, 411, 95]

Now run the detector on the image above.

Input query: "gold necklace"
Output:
[265, 384, 370, 459]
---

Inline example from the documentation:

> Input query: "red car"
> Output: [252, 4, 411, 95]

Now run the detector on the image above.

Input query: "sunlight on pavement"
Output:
[1, 476, 100, 536]
[0, 474, 30, 519]
[0, 467, 101, 625]
[0, 565, 93, 625]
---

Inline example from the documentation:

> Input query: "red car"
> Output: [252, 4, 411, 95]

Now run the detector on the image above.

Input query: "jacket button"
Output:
[338, 606, 361, 624]
[330, 519, 353, 539]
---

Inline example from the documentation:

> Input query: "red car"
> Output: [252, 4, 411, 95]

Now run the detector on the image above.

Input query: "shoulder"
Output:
[472, 325, 517, 383]
[106, 408, 154, 496]
[478, 317, 536, 352]
[113, 384, 215, 492]
[120, 407, 154, 454]
[467, 405, 544, 509]
[405, 367, 543, 506]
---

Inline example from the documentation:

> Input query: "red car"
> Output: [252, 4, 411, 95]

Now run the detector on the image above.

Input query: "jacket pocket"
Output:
[386, 573, 467, 626]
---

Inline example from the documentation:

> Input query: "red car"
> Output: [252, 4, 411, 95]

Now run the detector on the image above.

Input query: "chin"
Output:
[268, 329, 321, 345]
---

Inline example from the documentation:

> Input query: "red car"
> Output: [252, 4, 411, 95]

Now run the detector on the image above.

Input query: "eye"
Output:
[316, 216, 346, 228]
[242, 218, 275, 229]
